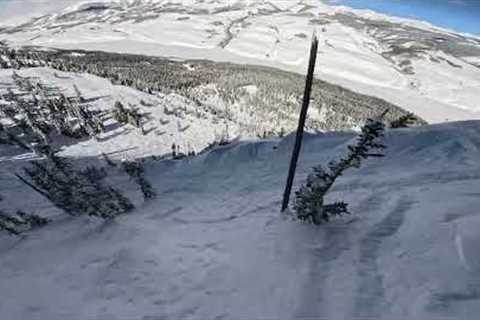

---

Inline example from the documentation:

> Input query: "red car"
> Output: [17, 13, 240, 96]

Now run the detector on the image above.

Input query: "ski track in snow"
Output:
[293, 224, 353, 318]
[353, 195, 414, 317]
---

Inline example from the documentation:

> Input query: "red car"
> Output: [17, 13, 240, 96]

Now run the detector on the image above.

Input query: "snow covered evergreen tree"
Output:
[123, 160, 156, 199]
[1, 73, 105, 149]
[0, 196, 48, 235]
[112, 101, 143, 133]
[171, 143, 177, 158]
[21, 151, 134, 219]
[112, 101, 128, 124]
[294, 117, 386, 224]
[390, 112, 418, 128]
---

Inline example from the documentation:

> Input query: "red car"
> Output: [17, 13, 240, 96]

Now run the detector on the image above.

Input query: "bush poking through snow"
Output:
[123, 160, 156, 199]
[112, 101, 129, 124]
[112, 101, 144, 133]
[294, 118, 386, 224]
[0, 210, 48, 236]
[0, 196, 48, 235]
[20, 151, 134, 219]
[390, 112, 418, 128]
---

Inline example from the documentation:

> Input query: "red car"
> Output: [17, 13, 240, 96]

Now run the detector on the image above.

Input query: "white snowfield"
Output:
[1, 119, 480, 319]
[0, 67, 244, 159]
[1, 1, 480, 319]
[1, 0, 480, 123]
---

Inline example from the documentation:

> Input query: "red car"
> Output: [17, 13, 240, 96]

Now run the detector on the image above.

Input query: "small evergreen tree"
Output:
[112, 101, 143, 133]
[0, 195, 48, 235]
[123, 160, 156, 199]
[294, 118, 386, 224]
[21, 152, 134, 219]
[112, 101, 129, 124]
[390, 112, 418, 128]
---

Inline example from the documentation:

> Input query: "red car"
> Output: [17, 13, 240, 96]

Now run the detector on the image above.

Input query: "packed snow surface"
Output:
[1, 120, 480, 319]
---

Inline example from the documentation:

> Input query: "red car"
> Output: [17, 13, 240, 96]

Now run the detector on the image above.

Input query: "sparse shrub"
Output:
[112, 101, 144, 133]
[126, 108, 143, 131]
[82, 165, 108, 182]
[123, 160, 156, 199]
[21, 152, 134, 219]
[390, 112, 418, 128]
[171, 143, 177, 158]
[294, 118, 386, 224]
[218, 138, 231, 146]
[112, 101, 129, 124]
[0, 210, 49, 235]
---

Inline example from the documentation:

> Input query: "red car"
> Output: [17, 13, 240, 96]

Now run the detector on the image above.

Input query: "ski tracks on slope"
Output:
[292, 193, 415, 319]
[353, 195, 415, 317]
[292, 193, 385, 318]
[293, 224, 354, 318]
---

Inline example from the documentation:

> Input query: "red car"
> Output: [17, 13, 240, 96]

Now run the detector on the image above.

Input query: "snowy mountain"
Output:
[2, 119, 480, 319]
[1, 0, 480, 122]
[1, 1, 480, 319]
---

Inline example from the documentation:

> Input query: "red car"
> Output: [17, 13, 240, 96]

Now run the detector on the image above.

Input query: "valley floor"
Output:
[1, 121, 480, 319]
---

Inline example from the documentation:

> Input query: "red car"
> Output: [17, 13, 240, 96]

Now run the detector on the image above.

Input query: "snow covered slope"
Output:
[1, 0, 480, 123]
[1, 120, 480, 319]
[0, 67, 237, 159]
[1, 65, 416, 159]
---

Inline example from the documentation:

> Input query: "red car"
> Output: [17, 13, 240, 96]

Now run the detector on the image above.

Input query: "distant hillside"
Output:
[1, 0, 479, 122]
